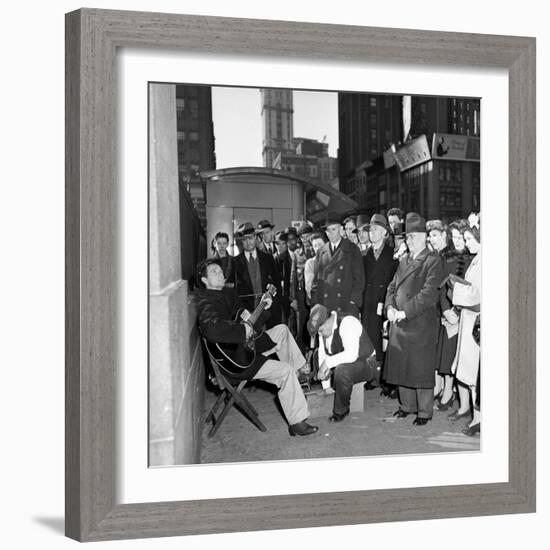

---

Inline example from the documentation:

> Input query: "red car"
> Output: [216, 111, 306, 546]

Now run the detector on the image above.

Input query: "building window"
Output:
[189, 99, 198, 119]
[188, 131, 199, 141]
[370, 97, 377, 108]
[369, 113, 377, 126]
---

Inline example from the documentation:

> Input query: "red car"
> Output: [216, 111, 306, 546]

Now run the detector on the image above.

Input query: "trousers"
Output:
[332, 356, 376, 415]
[398, 386, 434, 419]
[252, 324, 309, 425]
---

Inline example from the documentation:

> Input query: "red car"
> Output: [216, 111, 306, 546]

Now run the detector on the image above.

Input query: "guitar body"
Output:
[204, 339, 257, 375]
[204, 284, 278, 374]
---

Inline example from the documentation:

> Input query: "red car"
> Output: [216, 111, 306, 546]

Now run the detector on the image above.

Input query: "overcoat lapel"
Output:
[395, 248, 430, 289]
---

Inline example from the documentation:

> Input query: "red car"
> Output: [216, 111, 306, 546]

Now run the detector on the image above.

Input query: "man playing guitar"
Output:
[196, 259, 318, 437]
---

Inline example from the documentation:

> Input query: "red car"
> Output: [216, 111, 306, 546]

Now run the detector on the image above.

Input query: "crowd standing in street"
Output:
[202, 209, 482, 437]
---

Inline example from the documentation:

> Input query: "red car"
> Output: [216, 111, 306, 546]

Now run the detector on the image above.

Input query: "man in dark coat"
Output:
[196, 259, 318, 436]
[361, 214, 398, 386]
[384, 213, 443, 425]
[233, 222, 282, 328]
[256, 219, 277, 257]
[290, 223, 314, 352]
[273, 230, 292, 325]
[311, 216, 365, 318]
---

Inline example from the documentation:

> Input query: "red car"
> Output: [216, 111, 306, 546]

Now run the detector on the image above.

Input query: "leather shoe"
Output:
[289, 420, 319, 436]
[462, 422, 480, 436]
[413, 417, 430, 426]
[328, 410, 349, 423]
[364, 381, 379, 391]
[448, 409, 471, 422]
[393, 409, 410, 419]
[435, 394, 455, 411]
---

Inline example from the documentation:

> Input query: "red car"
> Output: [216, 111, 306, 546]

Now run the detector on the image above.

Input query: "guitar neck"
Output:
[247, 300, 267, 326]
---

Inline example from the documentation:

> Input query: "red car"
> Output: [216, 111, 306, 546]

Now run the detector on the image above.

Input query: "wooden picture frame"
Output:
[65, 8, 536, 542]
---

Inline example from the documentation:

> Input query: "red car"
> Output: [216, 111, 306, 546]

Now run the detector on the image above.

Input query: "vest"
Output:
[326, 316, 374, 360]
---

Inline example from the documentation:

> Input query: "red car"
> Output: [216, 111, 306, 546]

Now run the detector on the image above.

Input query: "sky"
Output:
[211, 86, 338, 168]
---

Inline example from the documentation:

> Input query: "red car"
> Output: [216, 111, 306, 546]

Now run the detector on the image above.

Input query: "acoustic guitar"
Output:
[206, 284, 277, 372]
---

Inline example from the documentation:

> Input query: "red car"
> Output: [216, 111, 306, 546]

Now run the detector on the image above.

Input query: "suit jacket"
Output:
[311, 238, 365, 317]
[233, 249, 282, 326]
[361, 243, 398, 359]
[196, 288, 275, 380]
[384, 248, 443, 388]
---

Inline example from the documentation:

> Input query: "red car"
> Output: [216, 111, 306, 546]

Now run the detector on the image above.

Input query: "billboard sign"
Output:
[431, 133, 480, 162]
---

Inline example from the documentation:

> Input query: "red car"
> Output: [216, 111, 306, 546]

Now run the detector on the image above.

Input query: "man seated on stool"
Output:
[307, 304, 378, 423]
[197, 259, 318, 437]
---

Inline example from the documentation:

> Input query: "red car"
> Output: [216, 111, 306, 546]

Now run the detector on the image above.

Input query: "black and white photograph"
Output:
[149, 83, 482, 466]
[5, 0, 544, 547]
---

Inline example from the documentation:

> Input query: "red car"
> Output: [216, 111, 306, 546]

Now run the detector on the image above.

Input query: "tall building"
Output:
[273, 137, 338, 187]
[261, 89, 294, 168]
[175, 85, 216, 227]
[338, 93, 403, 187]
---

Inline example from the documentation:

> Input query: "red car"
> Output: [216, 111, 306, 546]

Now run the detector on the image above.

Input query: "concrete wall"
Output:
[149, 83, 205, 466]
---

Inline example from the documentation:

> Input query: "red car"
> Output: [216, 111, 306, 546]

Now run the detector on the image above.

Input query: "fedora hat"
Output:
[405, 212, 426, 233]
[322, 215, 342, 229]
[307, 304, 329, 337]
[284, 226, 299, 237]
[274, 230, 288, 242]
[297, 223, 313, 237]
[256, 219, 274, 232]
[367, 213, 390, 231]
[353, 214, 370, 233]
[235, 222, 256, 240]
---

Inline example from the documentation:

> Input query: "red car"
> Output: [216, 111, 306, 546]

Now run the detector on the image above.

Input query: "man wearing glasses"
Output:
[383, 213, 443, 425]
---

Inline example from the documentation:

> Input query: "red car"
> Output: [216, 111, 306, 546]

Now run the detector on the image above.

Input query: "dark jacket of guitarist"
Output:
[197, 286, 276, 380]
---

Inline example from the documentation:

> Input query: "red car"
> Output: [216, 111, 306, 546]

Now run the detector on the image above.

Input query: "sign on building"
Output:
[394, 135, 431, 172]
[431, 133, 480, 162]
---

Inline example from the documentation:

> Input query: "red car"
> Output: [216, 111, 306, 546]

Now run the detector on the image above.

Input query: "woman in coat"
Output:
[430, 220, 473, 410]
[449, 224, 481, 436]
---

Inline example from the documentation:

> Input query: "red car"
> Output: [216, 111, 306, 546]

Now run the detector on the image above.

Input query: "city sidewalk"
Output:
[200, 382, 480, 464]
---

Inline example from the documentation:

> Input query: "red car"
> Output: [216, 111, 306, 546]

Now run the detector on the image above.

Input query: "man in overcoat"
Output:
[361, 214, 398, 386]
[233, 222, 282, 328]
[311, 216, 365, 318]
[384, 213, 443, 425]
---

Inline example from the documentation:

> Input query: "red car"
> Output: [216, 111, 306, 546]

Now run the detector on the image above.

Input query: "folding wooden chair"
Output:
[202, 339, 267, 438]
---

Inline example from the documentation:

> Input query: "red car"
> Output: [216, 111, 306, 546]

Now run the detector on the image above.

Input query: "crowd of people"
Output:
[196, 208, 481, 438]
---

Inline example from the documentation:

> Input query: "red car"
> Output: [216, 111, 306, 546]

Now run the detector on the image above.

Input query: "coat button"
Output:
[340, 266, 344, 270]
[337, 278, 341, 283]
[324, 293, 328, 298]
[337, 293, 341, 298]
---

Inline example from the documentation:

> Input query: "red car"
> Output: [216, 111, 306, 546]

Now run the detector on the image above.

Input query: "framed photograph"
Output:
[65, 8, 535, 542]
